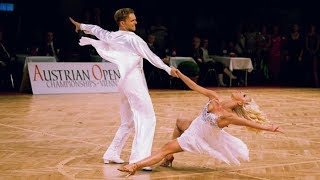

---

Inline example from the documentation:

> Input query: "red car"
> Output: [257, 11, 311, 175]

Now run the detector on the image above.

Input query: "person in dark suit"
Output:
[38, 31, 60, 61]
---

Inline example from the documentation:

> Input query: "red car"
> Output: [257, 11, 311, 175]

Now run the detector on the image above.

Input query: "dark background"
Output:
[1, 0, 319, 53]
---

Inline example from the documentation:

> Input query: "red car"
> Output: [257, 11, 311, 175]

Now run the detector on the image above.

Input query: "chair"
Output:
[143, 59, 165, 88]
[202, 67, 218, 86]
[0, 68, 13, 91]
[147, 68, 163, 82]
[201, 60, 219, 86]
[172, 61, 200, 89]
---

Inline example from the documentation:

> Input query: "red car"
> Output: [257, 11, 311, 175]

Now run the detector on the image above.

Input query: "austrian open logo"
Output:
[28, 62, 120, 94]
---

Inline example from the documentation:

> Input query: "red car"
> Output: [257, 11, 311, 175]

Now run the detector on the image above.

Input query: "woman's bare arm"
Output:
[176, 70, 219, 100]
[222, 115, 282, 133]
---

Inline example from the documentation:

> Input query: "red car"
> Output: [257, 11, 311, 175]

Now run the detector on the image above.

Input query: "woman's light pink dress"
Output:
[177, 100, 249, 165]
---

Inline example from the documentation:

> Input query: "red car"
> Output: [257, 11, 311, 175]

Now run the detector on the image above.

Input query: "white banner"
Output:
[28, 62, 120, 94]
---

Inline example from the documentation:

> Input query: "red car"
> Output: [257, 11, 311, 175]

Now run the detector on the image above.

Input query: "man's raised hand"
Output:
[69, 17, 81, 33]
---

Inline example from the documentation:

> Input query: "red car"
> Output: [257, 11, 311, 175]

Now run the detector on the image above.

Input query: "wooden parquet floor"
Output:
[0, 87, 320, 180]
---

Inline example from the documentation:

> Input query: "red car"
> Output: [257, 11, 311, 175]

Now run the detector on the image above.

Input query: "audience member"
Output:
[144, 33, 170, 87]
[305, 24, 320, 87]
[284, 24, 305, 86]
[268, 25, 285, 83]
[149, 16, 169, 56]
[201, 37, 226, 86]
[38, 31, 61, 61]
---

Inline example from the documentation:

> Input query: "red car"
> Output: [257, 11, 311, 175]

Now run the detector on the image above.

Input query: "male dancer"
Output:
[69, 8, 178, 170]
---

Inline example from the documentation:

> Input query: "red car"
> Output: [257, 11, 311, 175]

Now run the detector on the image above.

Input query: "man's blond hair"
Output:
[114, 8, 135, 25]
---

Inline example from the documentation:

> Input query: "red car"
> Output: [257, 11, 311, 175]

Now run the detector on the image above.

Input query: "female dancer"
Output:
[118, 69, 282, 177]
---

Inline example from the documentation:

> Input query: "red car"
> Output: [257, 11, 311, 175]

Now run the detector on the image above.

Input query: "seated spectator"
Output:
[143, 33, 169, 88]
[38, 31, 61, 61]
[149, 16, 169, 56]
[198, 37, 237, 86]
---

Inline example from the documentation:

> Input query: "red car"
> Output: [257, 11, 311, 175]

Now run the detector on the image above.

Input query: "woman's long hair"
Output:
[233, 99, 269, 132]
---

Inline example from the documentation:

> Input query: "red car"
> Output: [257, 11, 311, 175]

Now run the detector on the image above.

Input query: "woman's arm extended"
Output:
[176, 70, 219, 100]
[222, 114, 282, 133]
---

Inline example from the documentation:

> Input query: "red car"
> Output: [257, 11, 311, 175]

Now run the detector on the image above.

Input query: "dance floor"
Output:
[0, 87, 320, 179]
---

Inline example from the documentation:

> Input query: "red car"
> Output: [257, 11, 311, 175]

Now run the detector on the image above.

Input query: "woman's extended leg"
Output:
[118, 139, 183, 176]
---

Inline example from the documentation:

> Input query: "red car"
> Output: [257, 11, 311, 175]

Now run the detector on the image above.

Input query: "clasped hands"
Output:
[170, 67, 181, 78]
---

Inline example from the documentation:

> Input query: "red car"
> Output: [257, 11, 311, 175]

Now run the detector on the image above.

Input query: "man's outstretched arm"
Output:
[69, 17, 110, 41]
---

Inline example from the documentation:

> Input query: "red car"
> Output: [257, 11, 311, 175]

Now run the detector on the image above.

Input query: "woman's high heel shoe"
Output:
[160, 156, 174, 167]
[117, 163, 139, 177]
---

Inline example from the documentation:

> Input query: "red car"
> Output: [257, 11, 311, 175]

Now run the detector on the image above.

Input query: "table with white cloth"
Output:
[211, 56, 253, 86]
[168, 56, 197, 88]
[169, 56, 197, 68]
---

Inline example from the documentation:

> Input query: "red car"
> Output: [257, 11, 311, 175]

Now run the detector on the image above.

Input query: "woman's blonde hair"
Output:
[233, 99, 269, 132]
